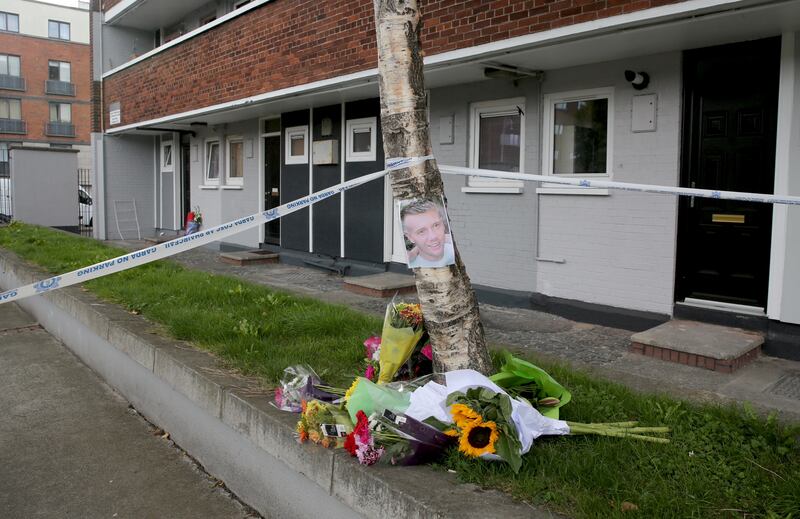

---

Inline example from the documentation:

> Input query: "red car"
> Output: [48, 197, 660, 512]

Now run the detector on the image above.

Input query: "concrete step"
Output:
[144, 234, 176, 244]
[343, 272, 416, 298]
[630, 319, 764, 373]
[219, 250, 279, 266]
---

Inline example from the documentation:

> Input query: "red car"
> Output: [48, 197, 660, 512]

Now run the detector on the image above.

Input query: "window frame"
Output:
[345, 117, 377, 162]
[204, 138, 221, 185]
[160, 139, 174, 172]
[284, 125, 308, 165]
[466, 97, 526, 193]
[48, 102, 71, 123]
[48, 20, 71, 41]
[225, 135, 244, 185]
[48, 60, 71, 83]
[0, 54, 21, 77]
[541, 87, 614, 181]
[0, 98, 22, 120]
[0, 12, 19, 33]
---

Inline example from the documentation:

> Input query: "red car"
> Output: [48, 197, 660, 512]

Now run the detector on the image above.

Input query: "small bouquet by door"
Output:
[377, 299, 426, 384]
[186, 206, 203, 235]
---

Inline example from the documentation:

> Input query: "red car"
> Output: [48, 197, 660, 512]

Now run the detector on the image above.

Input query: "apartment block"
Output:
[93, 0, 800, 358]
[0, 0, 91, 175]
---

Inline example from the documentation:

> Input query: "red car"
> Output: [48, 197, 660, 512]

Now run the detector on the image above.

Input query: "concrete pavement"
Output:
[0, 303, 258, 519]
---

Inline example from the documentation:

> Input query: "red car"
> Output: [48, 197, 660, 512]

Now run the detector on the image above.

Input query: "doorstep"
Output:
[219, 250, 280, 266]
[343, 272, 416, 298]
[630, 320, 764, 373]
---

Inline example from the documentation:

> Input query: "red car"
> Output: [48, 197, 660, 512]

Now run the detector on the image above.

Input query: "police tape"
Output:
[0, 156, 433, 305]
[2, 155, 798, 305]
[439, 165, 800, 205]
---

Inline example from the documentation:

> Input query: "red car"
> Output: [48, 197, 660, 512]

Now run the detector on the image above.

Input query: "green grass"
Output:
[2, 222, 799, 518]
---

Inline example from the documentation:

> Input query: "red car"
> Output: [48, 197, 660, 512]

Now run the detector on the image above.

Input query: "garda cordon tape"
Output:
[1, 156, 799, 305]
[0, 156, 431, 306]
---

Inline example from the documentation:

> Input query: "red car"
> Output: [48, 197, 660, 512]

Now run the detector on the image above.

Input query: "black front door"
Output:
[676, 38, 780, 308]
[181, 143, 190, 226]
[264, 135, 280, 245]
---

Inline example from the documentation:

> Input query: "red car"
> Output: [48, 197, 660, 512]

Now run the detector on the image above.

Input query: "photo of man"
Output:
[398, 196, 455, 269]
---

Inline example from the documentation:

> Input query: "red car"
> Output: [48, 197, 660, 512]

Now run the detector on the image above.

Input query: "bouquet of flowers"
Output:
[377, 300, 426, 384]
[274, 364, 339, 412]
[361, 334, 432, 383]
[296, 399, 353, 448]
[186, 206, 203, 235]
[489, 351, 572, 419]
[362, 336, 381, 382]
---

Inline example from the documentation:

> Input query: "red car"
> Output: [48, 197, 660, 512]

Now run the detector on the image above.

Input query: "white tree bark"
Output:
[373, 0, 492, 374]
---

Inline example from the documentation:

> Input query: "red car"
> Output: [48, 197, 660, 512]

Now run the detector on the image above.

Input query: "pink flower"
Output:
[363, 336, 382, 358]
[356, 444, 384, 466]
[421, 343, 432, 361]
[274, 387, 284, 408]
[365, 364, 376, 381]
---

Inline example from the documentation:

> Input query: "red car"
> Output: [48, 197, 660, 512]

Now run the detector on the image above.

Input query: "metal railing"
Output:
[45, 80, 75, 96]
[0, 119, 26, 134]
[78, 168, 92, 236]
[45, 122, 75, 137]
[0, 74, 25, 91]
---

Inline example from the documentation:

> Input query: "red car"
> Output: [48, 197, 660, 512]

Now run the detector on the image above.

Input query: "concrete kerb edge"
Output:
[0, 248, 540, 519]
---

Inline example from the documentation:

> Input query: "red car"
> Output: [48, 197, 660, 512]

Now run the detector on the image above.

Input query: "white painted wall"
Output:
[6, 0, 90, 44]
[430, 78, 541, 293]
[189, 120, 260, 249]
[536, 53, 681, 315]
[103, 134, 155, 239]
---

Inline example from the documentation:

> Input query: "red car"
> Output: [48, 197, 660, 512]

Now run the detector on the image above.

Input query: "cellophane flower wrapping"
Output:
[489, 351, 572, 419]
[276, 364, 337, 412]
[377, 302, 425, 384]
[344, 377, 411, 424]
[296, 399, 353, 448]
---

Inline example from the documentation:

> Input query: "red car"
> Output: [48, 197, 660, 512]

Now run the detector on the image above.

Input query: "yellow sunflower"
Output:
[450, 403, 481, 427]
[344, 378, 361, 402]
[458, 420, 500, 457]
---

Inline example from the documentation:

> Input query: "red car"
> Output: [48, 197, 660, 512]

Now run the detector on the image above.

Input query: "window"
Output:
[466, 98, 525, 192]
[284, 126, 308, 165]
[345, 117, 377, 162]
[542, 88, 613, 178]
[0, 12, 19, 33]
[48, 61, 71, 82]
[226, 136, 244, 184]
[161, 140, 173, 171]
[0, 142, 10, 177]
[205, 139, 220, 183]
[0, 98, 21, 120]
[48, 20, 70, 41]
[0, 55, 20, 76]
[49, 102, 71, 123]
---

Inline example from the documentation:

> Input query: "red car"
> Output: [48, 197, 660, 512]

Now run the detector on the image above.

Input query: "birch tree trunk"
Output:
[373, 0, 492, 374]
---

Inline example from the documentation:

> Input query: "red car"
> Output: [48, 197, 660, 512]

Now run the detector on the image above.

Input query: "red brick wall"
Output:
[103, 0, 684, 127]
[0, 33, 91, 143]
[101, 0, 123, 11]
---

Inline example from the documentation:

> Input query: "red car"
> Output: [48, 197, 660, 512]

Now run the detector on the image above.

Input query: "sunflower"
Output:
[458, 420, 500, 457]
[344, 378, 361, 402]
[451, 403, 481, 427]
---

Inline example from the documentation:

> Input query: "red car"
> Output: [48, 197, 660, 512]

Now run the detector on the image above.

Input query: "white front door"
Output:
[384, 178, 408, 264]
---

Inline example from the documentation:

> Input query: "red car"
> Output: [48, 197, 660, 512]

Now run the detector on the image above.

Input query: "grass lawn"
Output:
[1, 222, 799, 518]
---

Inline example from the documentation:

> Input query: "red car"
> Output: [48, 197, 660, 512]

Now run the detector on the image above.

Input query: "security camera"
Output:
[624, 70, 650, 90]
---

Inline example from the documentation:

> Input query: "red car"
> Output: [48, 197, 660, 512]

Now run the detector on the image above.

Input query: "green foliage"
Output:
[2, 222, 799, 518]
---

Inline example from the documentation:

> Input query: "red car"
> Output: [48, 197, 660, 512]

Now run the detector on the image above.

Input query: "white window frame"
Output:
[204, 138, 220, 185]
[48, 20, 70, 41]
[160, 139, 174, 172]
[48, 60, 71, 83]
[284, 125, 308, 165]
[0, 12, 19, 33]
[0, 98, 21, 120]
[0, 54, 20, 77]
[345, 117, 377, 162]
[465, 97, 525, 194]
[542, 87, 614, 179]
[226, 135, 244, 185]
[48, 102, 71, 123]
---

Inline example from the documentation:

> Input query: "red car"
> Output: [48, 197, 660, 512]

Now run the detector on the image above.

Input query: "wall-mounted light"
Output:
[624, 70, 650, 90]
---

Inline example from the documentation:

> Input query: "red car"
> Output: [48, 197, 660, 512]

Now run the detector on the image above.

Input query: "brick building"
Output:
[0, 0, 91, 175]
[92, 0, 800, 356]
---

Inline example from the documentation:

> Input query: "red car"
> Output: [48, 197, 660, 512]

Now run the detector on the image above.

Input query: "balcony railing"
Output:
[0, 75, 25, 91]
[0, 119, 26, 134]
[45, 122, 75, 137]
[45, 80, 76, 96]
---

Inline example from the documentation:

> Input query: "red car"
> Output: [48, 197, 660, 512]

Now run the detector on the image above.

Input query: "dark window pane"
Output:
[49, 62, 59, 80]
[229, 141, 243, 177]
[352, 129, 371, 153]
[263, 118, 280, 133]
[478, 113, 520, 172]
[207, 143, 219, 179]
[290, 135, 304, 156]
[552, 98, 608, 174]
